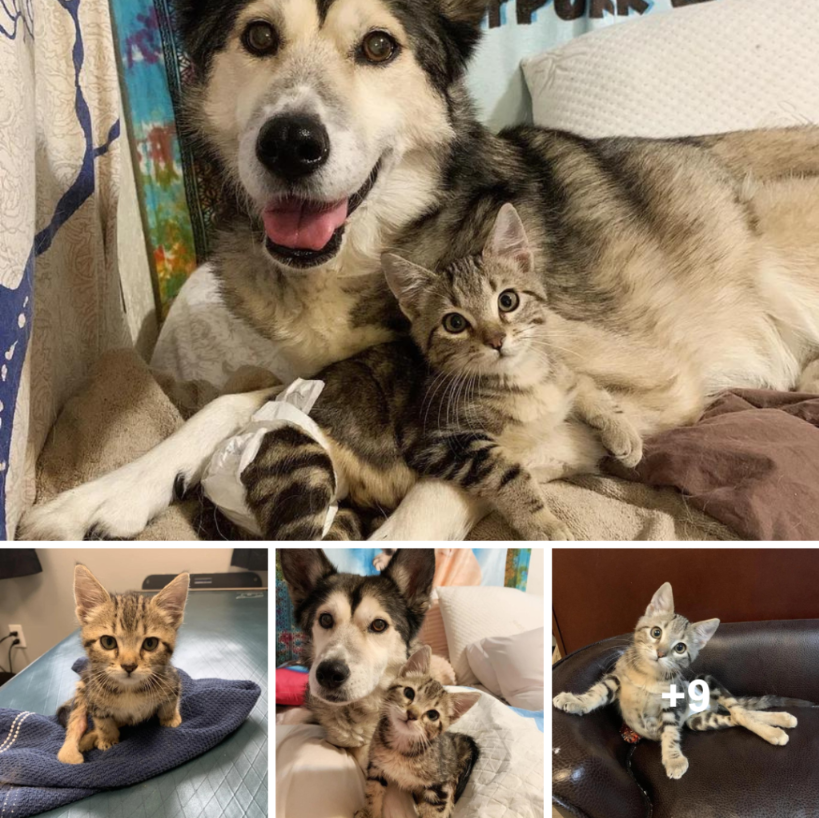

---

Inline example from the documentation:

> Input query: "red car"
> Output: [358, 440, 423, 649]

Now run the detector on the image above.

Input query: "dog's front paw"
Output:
[553, 692, 585, 714]
[57, 746, 85, 764]
[96, 736, 119, 751]
[664, 755, 689, 779]
[161, 712, 183, 728]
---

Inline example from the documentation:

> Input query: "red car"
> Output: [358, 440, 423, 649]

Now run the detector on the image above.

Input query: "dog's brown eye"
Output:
[361, 30, 398, 64]
[443, 313, 468, 333]
[142, 637, 159, 651]
[319, 613, 334, 629]
[498, 290, 519, 312]
[426, 710, 439, 721]
[370, 619, 388, 633]
[404, 687, 415, 701]
[100, 636, 117, 650]
[675, 643, 686, 653]
[242, 21, 279, 56]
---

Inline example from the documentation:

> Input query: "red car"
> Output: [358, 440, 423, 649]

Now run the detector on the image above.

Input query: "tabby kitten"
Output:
[355, 647, 480, 818]
[243, 203, 642, 541]
[56, 565, 189, 764]
[553, 582, 809, 779]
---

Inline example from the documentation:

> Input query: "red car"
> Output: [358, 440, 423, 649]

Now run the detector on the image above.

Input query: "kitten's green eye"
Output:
[675, 643, 686, 653]
[426, 710, 439, 721]
[370, 619, 388, 633]
[319, 613, 334, 629]
[100, 636, 117, 650]
[651, 627, 662, 638]
[404, 687, 415, 701]
[142, 637, 159, 651]
[442, 313, 468, 333]
[498, 290, 519, 312]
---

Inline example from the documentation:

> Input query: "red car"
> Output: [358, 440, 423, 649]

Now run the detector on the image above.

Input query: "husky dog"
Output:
[278, 548, 449, 763]
[21, 0, 819, 541]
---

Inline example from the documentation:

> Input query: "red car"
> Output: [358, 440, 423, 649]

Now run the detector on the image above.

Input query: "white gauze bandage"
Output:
[201, 379, 346, 537]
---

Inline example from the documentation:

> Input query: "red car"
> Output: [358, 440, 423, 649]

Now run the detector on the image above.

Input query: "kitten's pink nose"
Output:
[121, 663, 138, 674]
[656, 651, 666, 659]
[484, 331, 505, 351]
[407, 709, 418, 722]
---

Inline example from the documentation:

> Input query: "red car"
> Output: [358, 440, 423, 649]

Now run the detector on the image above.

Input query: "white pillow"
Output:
[436, 586, 543, 685]
[466, 628, 544, 711]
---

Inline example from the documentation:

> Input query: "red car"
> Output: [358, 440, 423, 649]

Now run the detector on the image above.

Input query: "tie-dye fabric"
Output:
[275, 548, 531, 667]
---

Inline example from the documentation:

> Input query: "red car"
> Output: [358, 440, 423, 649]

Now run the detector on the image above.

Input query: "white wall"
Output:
[0, 548, 264, 672]
[526, 548, 544, 596]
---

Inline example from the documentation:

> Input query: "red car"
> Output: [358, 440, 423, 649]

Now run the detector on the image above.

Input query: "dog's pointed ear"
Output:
[381, 549, 435, 624]
[382, 253, 434, 320]
[450, 691, 481, 723]
[645, 582, 674, 617]
[152, 572, 190, 629]
[439, 0, 488, 67]
[400, 645, 432, 676]
[279, 549, 337, 610]
[74, 565, 111, 624]
[484, 203, 533, 274]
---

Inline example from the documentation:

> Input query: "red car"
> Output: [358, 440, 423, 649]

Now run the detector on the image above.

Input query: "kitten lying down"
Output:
[554, 582, 814, 779]
[243, 203, 643, 541]
[57, 566, 189, 764]
[356, 647, 480, 818]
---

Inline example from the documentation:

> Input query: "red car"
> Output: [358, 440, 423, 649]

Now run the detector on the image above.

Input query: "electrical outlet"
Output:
[8, 625, 25, 649]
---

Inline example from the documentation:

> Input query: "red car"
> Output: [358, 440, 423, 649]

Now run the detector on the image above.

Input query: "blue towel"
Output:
[0, 659, 261, 818]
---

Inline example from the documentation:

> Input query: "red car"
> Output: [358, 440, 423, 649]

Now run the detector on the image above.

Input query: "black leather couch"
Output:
[553, 620, 819, 818]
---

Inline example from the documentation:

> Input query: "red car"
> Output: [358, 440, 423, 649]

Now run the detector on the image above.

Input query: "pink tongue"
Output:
[262, 198, 348, 251]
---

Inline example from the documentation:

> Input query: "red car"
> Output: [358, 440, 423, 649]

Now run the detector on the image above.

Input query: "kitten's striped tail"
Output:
[241, 425, 362, 540]
[454, 734, 481, 803]
[703, 675, 816, 710]
[242, 425, 336, 540]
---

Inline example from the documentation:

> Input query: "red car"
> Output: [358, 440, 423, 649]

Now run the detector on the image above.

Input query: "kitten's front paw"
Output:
[602, 424, 643, 469]
[57, 746, 85, 764]
[553, 692, 585, 714]
[96, 736, 119, 751]
[161, 712, 183, 728]
[354, 810, 372, 818]
[664, 755, 689, 779]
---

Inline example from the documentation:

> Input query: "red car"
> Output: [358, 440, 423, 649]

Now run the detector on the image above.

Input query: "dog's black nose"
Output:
[256, 114, 330, 180]
[316, 660, 350, 690]
[121, 663, 137, 674]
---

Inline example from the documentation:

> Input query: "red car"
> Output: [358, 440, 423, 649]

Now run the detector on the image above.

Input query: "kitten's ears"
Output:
[152, 572, 190, 629]
[484, 203, 533, 274]
[645, 582, 674, 617]
[400, 645, 432, 676]
[381, 253, 434, 318]
[74, 565, 111, 624]
[279, 549, 337, 611]
[450, 691, 481, 723]
[691, 618, 720, 651]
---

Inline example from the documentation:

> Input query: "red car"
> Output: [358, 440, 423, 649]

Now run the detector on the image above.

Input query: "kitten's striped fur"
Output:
[244, 205, 642, 540]
[356, 647, 480, 818]
[56, 566, 189, 764]
[554, 582, 813, 779]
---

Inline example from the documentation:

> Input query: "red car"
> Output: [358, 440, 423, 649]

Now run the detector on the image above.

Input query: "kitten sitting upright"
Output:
[57, 565, 189, 764]
[554, 582, 811, 779]
[355, 647, 481, 818]
[243, 203, 643, 541]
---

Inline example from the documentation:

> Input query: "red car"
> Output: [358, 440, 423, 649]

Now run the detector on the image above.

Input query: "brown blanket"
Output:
[610, 390, 819, 540]
[28, 349, 732, 541]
